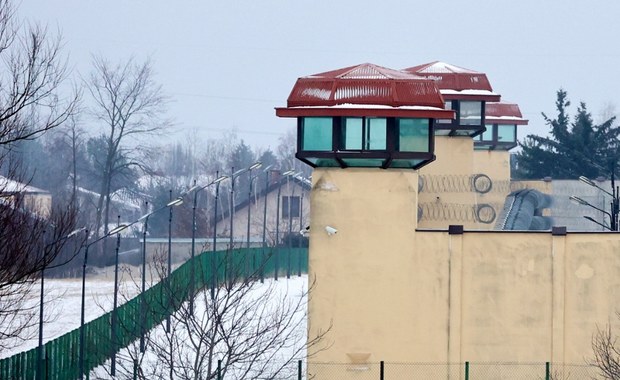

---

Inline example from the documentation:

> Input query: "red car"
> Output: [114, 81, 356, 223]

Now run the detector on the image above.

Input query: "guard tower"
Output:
[403, 62, 506, 229]
[403, 61, 501, 138]
[475, 102, 528, 151]
[473, 101, 529, 184]
[276, 63, 454, 372]
[276, 63, 453, 170]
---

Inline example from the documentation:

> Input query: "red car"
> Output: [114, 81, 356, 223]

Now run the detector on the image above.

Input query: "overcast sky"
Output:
[19, 0, 620, 151]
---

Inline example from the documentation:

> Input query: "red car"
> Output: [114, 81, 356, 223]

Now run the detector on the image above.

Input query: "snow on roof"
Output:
[288, 103, 447, 111]
[485, 102, 529, 125]
[0, 176, 49, 194]
[406, 61, 481, 74]
[109, 188, 142, 210]
[441, 89, 501, 97]
[403, 61, 499, 100]
[283, 63, 445, 109]
[76, 186, 141, 211]
[307, 63, 427, 81]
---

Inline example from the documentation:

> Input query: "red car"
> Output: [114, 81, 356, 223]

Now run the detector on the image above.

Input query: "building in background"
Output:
[0, 175, 52, 217]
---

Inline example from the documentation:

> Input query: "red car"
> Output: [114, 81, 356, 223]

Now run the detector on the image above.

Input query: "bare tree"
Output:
[0, 0, 80, 348]
[0, 3, 78, 148]
[592, 319, 620, 379]
[105, 252, 329, 380]
[0, 199, 80, 349]
[86, 56, 170, 241]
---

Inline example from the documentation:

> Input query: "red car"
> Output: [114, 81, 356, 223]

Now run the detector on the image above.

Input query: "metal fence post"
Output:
[44, 350, 48, 380]
[298, 360, 302, 380]
[133, 359, 138, 380]
[465, 361, 469, 380]
[546, 362, 550, 380]
[380, 361, 384, 380]
[217, 359, 222, 380]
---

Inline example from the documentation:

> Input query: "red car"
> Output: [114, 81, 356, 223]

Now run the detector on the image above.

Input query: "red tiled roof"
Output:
[403, 61, 500, 101]
[284, 63, 446, 109]
[485, 102, 529, 125]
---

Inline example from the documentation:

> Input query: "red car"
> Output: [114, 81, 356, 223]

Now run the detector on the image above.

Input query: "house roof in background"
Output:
[0, 176, 49, 194]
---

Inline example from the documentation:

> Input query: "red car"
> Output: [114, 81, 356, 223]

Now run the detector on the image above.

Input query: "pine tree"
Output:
[514, 89, 620, 179]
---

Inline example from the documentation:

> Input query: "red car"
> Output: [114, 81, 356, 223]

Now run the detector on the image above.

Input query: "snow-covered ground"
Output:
[1, 267, 143, 359]
[1, 266, 309, 379]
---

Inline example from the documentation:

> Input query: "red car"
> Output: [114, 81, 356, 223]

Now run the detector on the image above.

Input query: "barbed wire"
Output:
[419, 174, 549, 194]
[418, 202, 502, 224]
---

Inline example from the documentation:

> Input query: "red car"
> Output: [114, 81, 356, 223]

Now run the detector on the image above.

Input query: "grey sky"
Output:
[20, 0, 620, 150]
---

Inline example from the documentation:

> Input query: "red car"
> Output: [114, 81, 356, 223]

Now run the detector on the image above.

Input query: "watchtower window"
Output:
[301, 117, 332, 151]
[436, 100, 453, 124]
[497, 124, 516, 142]
[460, 101, 483, 126]
[398, 118, 430, 152]
[341, 117, 387, 151]
[481, 124, 493, 141]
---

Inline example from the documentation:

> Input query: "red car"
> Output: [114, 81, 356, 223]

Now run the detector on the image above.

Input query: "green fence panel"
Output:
[0, 248, 308, 379]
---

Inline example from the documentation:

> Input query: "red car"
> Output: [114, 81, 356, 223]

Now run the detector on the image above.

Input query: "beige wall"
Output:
[418, 138, 513, 229]
[308, 167, 620, 378]
[308, 168, 422, 363]
[472, 150, 511, 181]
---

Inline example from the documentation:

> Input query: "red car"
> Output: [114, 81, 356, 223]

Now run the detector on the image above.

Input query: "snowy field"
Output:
[1, 266, 310, 377]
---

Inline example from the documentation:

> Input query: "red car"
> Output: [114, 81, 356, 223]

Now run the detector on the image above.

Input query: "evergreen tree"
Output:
[514, 89, 620, 179]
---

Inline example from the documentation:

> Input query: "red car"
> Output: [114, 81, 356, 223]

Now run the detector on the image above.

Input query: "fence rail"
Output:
[307, 361, 601, 380]
[0, 247, 308, 380]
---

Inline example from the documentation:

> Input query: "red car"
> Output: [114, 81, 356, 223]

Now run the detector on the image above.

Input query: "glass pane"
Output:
[474, 144, 493, 150]
[398, 119, 429, 152]
[366, 118, 387, 150]
[437, 101, 452, 124]
[341, 118, 363, 150]
[307, 157, 340, 167]
[460, 101, 482, 125]
[481, 124, 493, 141]
[497, 124, 516, 142]
[390, 159, 425, 168]
[453, 130, 474, 136]
[302, 117, 332, 151]
[434, 129, 452, 136]
[341, 158, 385, 167]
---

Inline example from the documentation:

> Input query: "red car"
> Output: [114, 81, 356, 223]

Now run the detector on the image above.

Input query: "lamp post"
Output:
[37, 230, 46, 380]
[139, 201, 148, 354]
[275, 170, 295, 280]
[570, 195, 615, 231]
[246, 163, 264, 250]
[165, 192, 183, 380]
[111, 216, 122, 377]
[134, 196, 184, 354]
[578, 174, 619, 231]
[212, 171, 222, 299]
[285, 172, 302, 279]
[227, 163, 261, 283]
[79, 224, 129, 380]
[286, 175, 294, 279]
[166, 193, 184, 335]
[259, 167, 276, 283]
[37, 227, 85, 380]
[298, 191, 304, 277]
[187, 175, 228, 314]
[245, 163, 263, 278]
